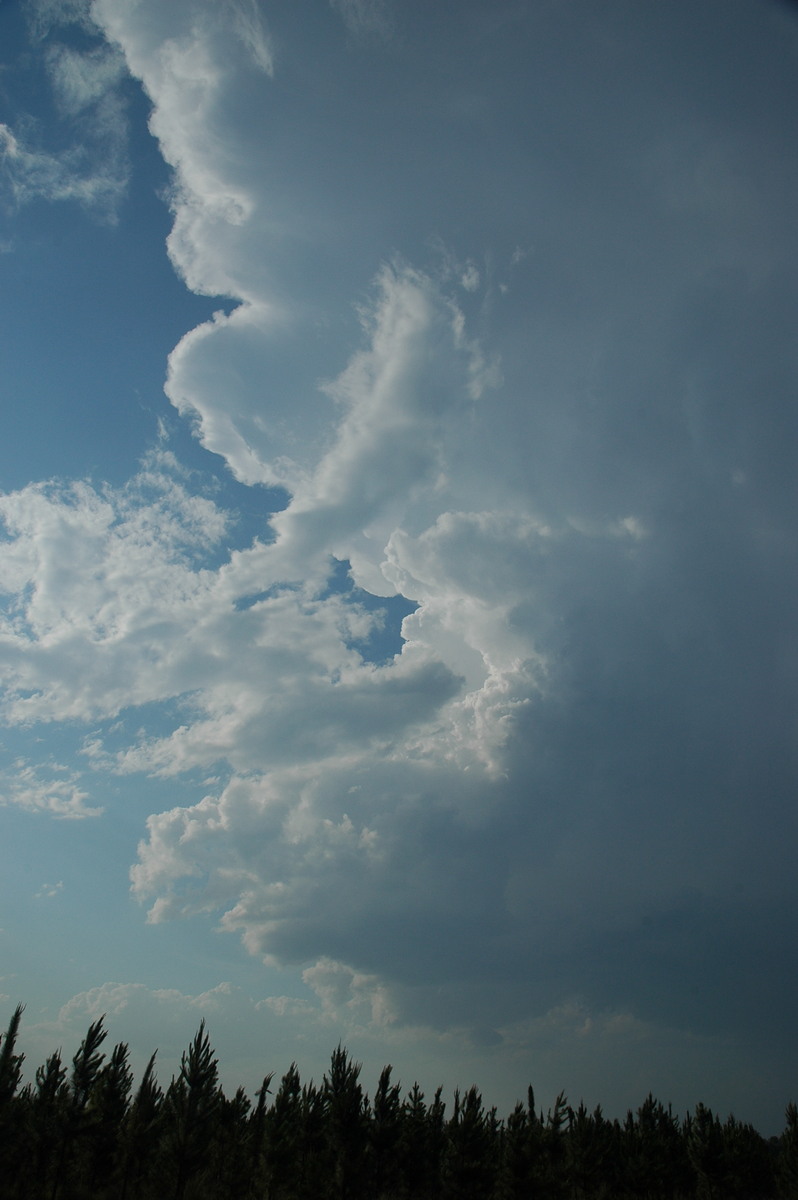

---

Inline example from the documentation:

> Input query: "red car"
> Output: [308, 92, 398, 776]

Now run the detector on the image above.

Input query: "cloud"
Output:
[25, 980, 305, 1097]
[93, 0, 274, 283]
[124, 267, 797, 1041]
[329, 0, 396, 44]
[3, 0, 797, 1127]
[5, 201, 797, 1055]
[58, 979, 240, 1022]
[25, 0, 97, 40]
[25, 977, 426, 1101]
[0, 10, 129, 220]
[4, 975, 785, 1129]
[264, 263, 500, 579]
[227, 0, 274, 75]
[45, 42, 127, 116]
[0, 121, 127, 218]
[34, 881, 65, 899]
[302, 957, 398, 1029]
[460, 264, 480, 293]
[0, 451, 231, 724]
[0, 761, 101, 819]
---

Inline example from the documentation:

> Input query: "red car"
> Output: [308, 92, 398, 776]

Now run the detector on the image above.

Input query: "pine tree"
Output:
[298, 1078, 329, 1200]
[398, 1082, 442, 1200]
[30, 1051, 68, 1200]
[263, 1062, 302, 1198]
[206, 1085, 253, 1200]
[0, 1006, 26, 1200]
[246, 1072, 273, 1200]
[511, 1086, 559, 1200]
[688, 1103, 725, 1200]
[720, 1113, 774, 1200]
[369, 1064, 403, 1199]
[622, 1093, 690, 1200]
[1, 1001, 789, 1200]
[565, 1101, 614, 1200]
[442, 1085, 497, 1200]
[780, 1102, 798, 1200]
[50, 1016, 108, 1200]
[495, 1099, 529, 1200]
[323, 1045, 368, 1200]
[83, 1040, 133, 1198]
[119, 1050, 162, 1200]
[162, 1021, 221, 1200]
[539, 1091, 570, 1200]
[0, 1006, 24, 1109]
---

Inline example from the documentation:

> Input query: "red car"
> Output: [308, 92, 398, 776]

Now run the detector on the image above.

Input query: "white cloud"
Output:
[93, 0, 275, 293]
[0, 761, 101, 819]
[265, 263, 497, 579]
[58, 979, 238, 1022]
[0, 120, 127, 218]
[46, 42, 127, 116]
[302, 957, 397, 1028]
[0, 454, 230, 724]
[0, 10, 129, 220]
[34, 881, 65, 899]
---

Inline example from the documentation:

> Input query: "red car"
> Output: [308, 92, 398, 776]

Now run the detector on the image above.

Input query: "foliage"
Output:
[0, 1002, 791, 1199]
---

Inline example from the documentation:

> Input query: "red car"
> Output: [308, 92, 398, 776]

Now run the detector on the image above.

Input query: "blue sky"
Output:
[1, 0, 797, 1132]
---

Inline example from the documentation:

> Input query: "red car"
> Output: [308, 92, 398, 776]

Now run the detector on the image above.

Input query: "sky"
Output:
[1, 0, 797, 1134]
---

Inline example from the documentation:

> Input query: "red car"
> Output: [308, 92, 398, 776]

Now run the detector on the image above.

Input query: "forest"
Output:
[0, 1003, 795, 1200]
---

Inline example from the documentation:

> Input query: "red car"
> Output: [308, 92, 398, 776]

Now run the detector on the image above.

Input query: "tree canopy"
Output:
[0, 1004, 793, 1200]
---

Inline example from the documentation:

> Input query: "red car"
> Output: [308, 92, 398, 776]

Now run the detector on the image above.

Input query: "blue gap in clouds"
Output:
[322, 558, 417, 665]
[157, 413, 292, 572]
[222, 479, 291, 555]
[0, 9, 228, 493]
[233, 560, 417, 663]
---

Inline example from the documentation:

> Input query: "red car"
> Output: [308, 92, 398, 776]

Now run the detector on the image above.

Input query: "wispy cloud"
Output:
[45, 42, 127, 116]
[0, 12, 128, 220]
[0, 121, 127, 218]
[329, 0, 396, 44]
[228, 0, 274, 75]
[25, 0, 97, 41]
[0, 761, 101, 819]
[34, 881, 64, 899]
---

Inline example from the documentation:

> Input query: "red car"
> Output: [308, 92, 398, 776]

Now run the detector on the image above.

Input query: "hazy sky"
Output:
[1, 0, 797, 1132]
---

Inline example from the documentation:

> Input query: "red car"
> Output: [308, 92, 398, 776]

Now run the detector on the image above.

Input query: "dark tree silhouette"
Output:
[119, 1050, 163, 1200]
[50, 1016, 108, 1200]
[397, 1082, 445, 1200]
[442, 1085, 498, 1200]
[323, 1045, 368, 1200]
[0, 1002, 791, 1200]
[780, 1102, 798, 1199]
[162, 1020, 221, 1200]
[0, 1006, 26, 1200]
[83, 1039, 133, 1197]
[369, 1064, 402, 1199]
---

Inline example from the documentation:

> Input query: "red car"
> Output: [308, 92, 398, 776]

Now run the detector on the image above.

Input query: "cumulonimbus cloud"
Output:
[2, 0, 797, 1087]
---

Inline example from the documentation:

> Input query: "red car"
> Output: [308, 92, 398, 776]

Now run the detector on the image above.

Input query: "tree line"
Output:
[0, 1003, 796, 1200]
